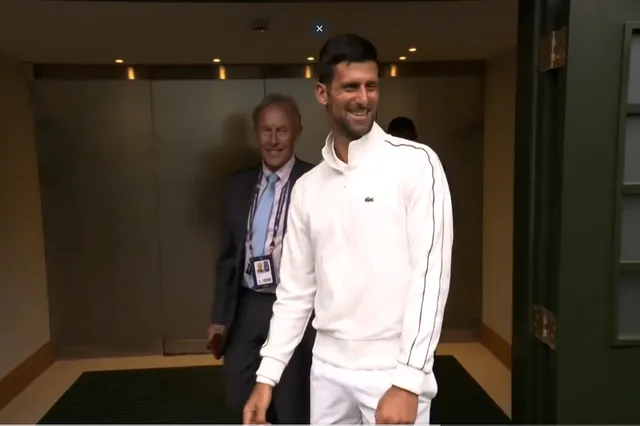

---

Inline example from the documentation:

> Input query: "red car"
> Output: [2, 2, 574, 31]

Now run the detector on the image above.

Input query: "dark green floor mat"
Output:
[39, 355, 510, 424]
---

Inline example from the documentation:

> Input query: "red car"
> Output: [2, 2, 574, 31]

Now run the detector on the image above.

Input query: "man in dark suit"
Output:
[208, 93, 315, 424]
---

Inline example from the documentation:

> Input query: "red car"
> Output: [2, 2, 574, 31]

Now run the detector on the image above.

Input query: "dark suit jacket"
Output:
[211, 157, 315, 352]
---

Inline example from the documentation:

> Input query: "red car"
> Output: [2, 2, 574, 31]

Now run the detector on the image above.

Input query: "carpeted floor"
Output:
[38, 355, 510, 424]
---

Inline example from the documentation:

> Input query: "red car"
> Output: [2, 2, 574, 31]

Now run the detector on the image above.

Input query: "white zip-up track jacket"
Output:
[256, 122, 454, 397]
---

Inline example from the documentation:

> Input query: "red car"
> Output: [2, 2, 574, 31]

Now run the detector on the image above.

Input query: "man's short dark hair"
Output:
[317, 34, 378, 84]
[387, 116, 418, 141]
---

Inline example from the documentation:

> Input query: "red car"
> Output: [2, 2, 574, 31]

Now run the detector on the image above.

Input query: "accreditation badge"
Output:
[249, 254, 277, 289]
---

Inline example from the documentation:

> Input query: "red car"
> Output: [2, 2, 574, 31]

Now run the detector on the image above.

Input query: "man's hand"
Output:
[375, 385, 419, 424]
[208, 324, 225, 340]
[243, 383, 273, 424]
[207, 324, 225, 359]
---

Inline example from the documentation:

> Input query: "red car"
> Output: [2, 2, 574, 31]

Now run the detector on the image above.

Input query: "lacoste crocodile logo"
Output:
[364, 197, 374, 202]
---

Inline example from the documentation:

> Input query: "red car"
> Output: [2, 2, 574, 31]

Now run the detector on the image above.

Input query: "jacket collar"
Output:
[321, 122, 386, 172]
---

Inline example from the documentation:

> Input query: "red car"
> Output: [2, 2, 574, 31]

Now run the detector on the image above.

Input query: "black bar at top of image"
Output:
[48, 0, 479, 3]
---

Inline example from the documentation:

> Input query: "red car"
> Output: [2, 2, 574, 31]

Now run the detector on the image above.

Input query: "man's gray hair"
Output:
[252, 93, 302, 128]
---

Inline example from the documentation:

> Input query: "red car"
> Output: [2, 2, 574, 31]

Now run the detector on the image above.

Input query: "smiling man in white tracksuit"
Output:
[243, 33, 454, 425]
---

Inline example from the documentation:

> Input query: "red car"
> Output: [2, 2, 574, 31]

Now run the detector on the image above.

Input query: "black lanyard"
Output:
[247, 170, 291, 255]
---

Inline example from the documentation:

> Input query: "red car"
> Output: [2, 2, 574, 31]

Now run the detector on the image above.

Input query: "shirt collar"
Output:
[261, 154, 296, 182]
[321, 121, 385, 172]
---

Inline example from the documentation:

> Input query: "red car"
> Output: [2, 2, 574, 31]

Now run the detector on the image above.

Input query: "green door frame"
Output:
[514, 0, 640, 423]
[512, 0, 566, 422]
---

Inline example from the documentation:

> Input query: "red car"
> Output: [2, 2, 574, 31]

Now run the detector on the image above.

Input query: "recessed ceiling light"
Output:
[115, 59, 124, 64]
[212, 58, 221, 63]
[399, 56, 407, 61]
[307, 56, 315, 61]
[408, 47, 417, 52]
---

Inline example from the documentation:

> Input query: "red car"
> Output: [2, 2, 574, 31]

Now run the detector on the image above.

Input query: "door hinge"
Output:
[539, 27, 567, 71]
[533, 305, 556, 350]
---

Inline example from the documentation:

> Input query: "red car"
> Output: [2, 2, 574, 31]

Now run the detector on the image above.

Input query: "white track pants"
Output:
[310, 357, 432, 425]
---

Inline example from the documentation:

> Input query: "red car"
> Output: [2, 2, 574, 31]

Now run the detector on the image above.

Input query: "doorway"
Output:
[0, 0, 570, 423]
